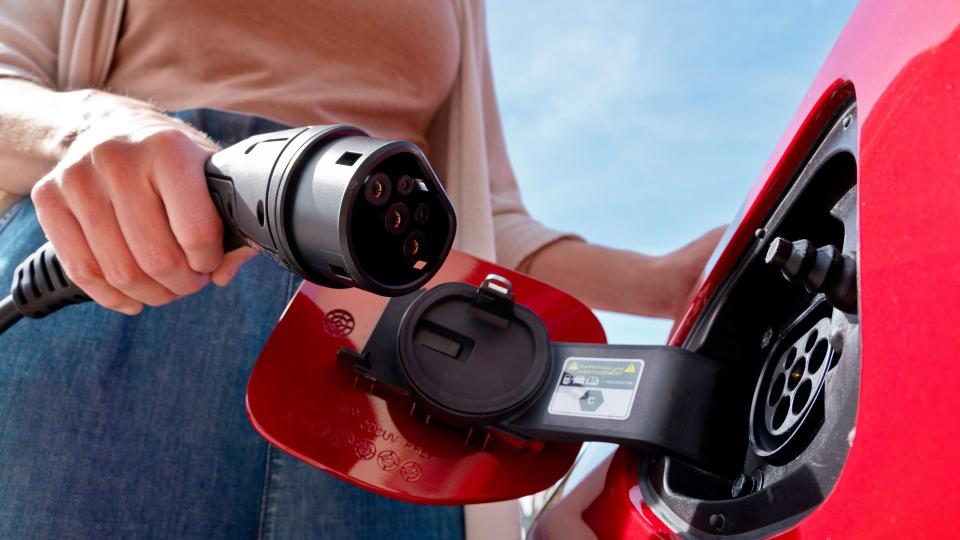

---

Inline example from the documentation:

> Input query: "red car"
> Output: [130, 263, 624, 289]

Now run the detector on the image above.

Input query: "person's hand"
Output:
[520, 225, 726, 320]
[660, 225, 726, 320]
[31, 97, 256, 315]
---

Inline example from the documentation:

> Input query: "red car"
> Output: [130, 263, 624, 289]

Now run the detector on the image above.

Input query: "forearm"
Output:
[0, 78, 160, 194]
[521, 239, 681, 319]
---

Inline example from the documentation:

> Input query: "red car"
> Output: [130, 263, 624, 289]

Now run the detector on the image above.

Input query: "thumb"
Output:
[211, 247, 258, 287]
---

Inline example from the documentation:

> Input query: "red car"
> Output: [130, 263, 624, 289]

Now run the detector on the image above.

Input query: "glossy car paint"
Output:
[553, 0, 960, 537]
[246, 250, 607, 504]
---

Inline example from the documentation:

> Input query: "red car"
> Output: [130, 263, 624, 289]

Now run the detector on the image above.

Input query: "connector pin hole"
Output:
[415, 203, 430, 224]
[781, 347, 797, 370]
[396, 175, 415, 196]
[808, 339, 829, 373]
[403, 232, 427, 262]
[787, 357, 805, 390]
[793, 379, 813, 414]
[385, 203, 410, 235]
[365, 173, 392, 206]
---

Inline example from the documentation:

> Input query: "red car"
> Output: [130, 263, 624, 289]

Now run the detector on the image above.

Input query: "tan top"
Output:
[106, 0, 460, 154]
[0, 0, 577, 270]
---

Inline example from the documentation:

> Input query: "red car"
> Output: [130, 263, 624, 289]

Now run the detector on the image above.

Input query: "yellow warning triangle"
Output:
[568, 361, 578, 371]
[624, 363, 636, 373]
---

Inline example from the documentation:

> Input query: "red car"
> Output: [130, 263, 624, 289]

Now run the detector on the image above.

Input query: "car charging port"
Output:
[639, 101, 861, 537]
[750, 299, 835, 463]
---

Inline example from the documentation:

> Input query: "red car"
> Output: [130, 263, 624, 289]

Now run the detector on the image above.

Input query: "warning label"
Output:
[547, 357, 644, 420]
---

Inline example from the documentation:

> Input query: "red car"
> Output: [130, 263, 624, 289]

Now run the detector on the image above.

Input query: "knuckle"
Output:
[58, 160, 95, 191]
[102, 263, 145, 290]
[63, 258, 101, 287]
[181, 217, 223, 252]
[30, 178, 60, 206]
[139, 246, 181, 279]
[89, 138, 126, 161]
[145, 129, 191, 155]
[90, 139, 135, 176]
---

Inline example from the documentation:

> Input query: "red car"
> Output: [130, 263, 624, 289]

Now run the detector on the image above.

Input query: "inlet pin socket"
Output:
[750, 300, 836, 461]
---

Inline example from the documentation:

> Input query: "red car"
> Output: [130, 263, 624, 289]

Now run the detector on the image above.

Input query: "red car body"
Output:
[248, 0, 960, 537]
[539, 1, 960, 537]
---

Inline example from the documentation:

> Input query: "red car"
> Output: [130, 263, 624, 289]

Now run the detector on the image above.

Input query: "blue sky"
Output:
[486, 1, 857, 344]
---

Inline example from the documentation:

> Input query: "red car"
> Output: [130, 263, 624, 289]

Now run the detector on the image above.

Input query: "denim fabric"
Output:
[0, 109, 464, 539]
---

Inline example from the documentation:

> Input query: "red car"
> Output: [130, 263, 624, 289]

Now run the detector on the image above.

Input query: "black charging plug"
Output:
[1, 125, 456, 336]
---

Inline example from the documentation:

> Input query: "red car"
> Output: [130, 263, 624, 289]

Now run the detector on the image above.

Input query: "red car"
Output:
[247, 0, 960, 537]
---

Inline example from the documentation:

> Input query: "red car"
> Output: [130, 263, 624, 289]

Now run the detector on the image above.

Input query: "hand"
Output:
[31, 98, 256, 315]
[660, 225, 726, 320]
[521, 225, 725, 320]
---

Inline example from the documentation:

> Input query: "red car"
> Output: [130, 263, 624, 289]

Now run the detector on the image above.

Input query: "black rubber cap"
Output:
[397, 282, 550, 425]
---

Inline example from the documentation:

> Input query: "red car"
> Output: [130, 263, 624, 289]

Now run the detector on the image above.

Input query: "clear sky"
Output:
[486, 1, 858, 344]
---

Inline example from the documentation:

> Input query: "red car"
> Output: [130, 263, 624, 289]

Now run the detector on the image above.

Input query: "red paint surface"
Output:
[581, 451, 672, 539]
[246, 250, 606, 504]
[576, 1, 960, 536]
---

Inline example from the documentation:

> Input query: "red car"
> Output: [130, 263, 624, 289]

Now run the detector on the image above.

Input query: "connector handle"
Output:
[9, 243, 90, 320]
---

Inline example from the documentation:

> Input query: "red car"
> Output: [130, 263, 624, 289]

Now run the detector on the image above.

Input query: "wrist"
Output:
[49, 89, 163, 158]
[625, 252, 679, 318]
[655, 250, 702, 320]
[60, 90, 216, 156]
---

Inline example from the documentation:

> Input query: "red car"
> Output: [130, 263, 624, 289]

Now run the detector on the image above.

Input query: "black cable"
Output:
[0, 294, 23, 335]
[0, 243, 90, 336]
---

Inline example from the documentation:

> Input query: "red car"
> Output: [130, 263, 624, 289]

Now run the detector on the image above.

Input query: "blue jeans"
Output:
[0, 109, 464, 539]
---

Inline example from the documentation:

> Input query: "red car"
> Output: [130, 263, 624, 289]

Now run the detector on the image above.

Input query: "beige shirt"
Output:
[106, 0, 460, 154]
[0, 0, 576, 270]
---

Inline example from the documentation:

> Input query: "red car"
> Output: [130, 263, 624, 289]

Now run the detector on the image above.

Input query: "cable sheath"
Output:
[0, 294, 23, 335]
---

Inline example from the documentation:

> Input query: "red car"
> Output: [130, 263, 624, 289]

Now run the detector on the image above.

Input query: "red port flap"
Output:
[246, 250, 607, 504]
